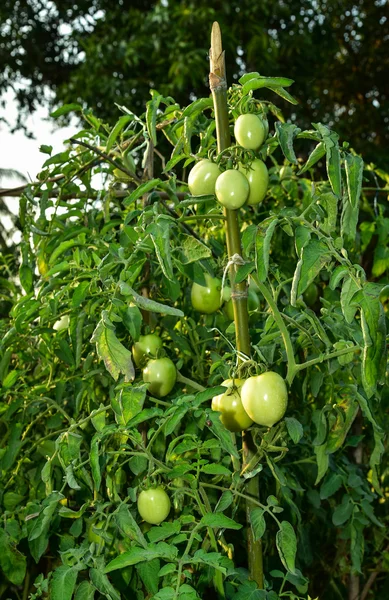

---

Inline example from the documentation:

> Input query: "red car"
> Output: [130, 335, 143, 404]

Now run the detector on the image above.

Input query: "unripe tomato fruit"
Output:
[191, 274, 222, 314]
[143, 357, 176, 398]
[234, 114, 266, 150]
[212, 379, 253, 432]
[241, 371, 288, 427]
[132, 334, 163, 368]
[87, 521, 112, 546]
[188, 159, 221, 196]
[303, 283, 319, 307]
[137, 487, 171, 524]
[215, 170, 249, 210]
[239, 159, 269, 206]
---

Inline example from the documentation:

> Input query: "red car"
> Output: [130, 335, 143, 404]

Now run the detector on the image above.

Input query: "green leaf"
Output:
[360, 498, 383, 527]
[179, 234, 212, 264]
[115, 504, 148, 548]
[345, 153, 364, 208]
[147, 219, 175, 281]
[276, 521, 297, 574]
[314, 123, 341, 197]
[255, 216, 278, 281]
[147, 520, 181, 543]
[205, 411, 239, 459]
[241, 76, 294, 95]
[285, 417, 303, 444]
[181, 97, 213, 118]
[111, 386, 146, 425]
[90, 435, 101, 493]
[50, 103, 82, 118]
[201, 464, 231, 476]
[74, 581, 95, 600]
[91, 319, 135, 382]
[89, 569, 120, 600]
[350, 521, 364, 574]
[72, 281, 90, 307]
[19, 265, 33, 293]
[298, 141, 326, 174]
[291, 239, 331, 305]
[319, 472, 343, 500]
[214, 491, 233, 513]
[275, 122, 301, 164]
[118, 282, 184, 317]
[332, 495, 353, 526]
[200, 513, 242, 530]
[50, 565, 79, 600]
[318, 192, 338, 235]
[106, 115, 132, 153]
[146, 92, 163, 145]
[358, 289, 387, 398]
[314, 443, 329, 484]
[0, 529, 27, 585]
[124, 179, 162, 206]
[329, 265, 348, 290]
[340, 277, 360, 324]
[136, 558, 160, 595]
[250, 508, 266, 541]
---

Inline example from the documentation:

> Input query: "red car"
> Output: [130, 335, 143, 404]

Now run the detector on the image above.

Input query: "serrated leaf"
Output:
[275, 122, 301, 164]
[298, 141, 326, 174]
[319, 472, 343, 500]
[106, 115, 132, 153]
[255, 216, 278, 281]
[291, 239, 331, 305]
[276, 521, 297, 574]
[314, 123, 342, 197]
[200, 513, 242, 530]
[50, 565, 79, 600]
[285, 417, 303, 444]
[124, 179, 162, 206]
[250, 508, 266, 541]
[118, 282, 184, 317]
[345, 153, 363, 208]
[91, 320, 135, 382]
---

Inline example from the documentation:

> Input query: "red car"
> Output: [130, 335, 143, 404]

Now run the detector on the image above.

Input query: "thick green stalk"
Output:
[210, 22, 263, 589]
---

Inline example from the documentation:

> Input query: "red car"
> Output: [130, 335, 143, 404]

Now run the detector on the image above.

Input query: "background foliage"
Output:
[0, 0, 388, 167]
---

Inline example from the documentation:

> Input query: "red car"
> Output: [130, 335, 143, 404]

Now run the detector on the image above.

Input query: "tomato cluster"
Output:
[188, 113, 269, 210]
[132, 333, 176, 398]
[212, 371, 288, 431]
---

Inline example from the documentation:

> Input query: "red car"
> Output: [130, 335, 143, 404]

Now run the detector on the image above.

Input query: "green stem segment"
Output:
[210, 21, 264, 590]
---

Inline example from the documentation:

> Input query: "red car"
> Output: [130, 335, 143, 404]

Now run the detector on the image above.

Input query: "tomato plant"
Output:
[212, 378, 253, 432]
[142, 357, 176, 397]
[132, 333, 163, 367]
[191, 273, 222, 313]
[137, 487, 171, 525]
[239, 158, 269, 205]
[215, 169, 249, 209]
[234, 113, 267, 150]
[0, 22, 387, 600]
[241, 371, 288, 427]
[188, 159, 221, 196]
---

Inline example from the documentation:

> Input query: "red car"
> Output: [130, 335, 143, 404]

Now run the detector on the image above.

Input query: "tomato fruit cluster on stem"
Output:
[212, 379, 253, 432]
[241, 371, 288, 427]
[191, 273, 222, 314]
[137, 487, 171, 525]
[142, 357, 176, 398]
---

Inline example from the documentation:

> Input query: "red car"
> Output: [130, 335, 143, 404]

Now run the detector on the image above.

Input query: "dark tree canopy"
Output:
[1, 0, 388, 166]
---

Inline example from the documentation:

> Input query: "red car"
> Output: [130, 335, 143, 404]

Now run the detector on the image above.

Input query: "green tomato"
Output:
[212, 379, 253, 432]
[132, 334, 163, 368]
[303, 283, 319, 307]
[137, 487, 171, 525]
[239, 159, 269, 206]
[333, 340, 355, 365]
[215, 170, 249, 210]
[53, 315, 70, 331]
[241, 371, 288, 427]
[143, 357, 176, 398]
[188, 159, 221, 196]
[234, 114, 266, 150]
[191, 273, 222, 314]
[87, 521, 112, 546]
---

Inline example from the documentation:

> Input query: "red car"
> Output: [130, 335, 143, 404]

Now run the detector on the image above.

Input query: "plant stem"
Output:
[210, 21, 263, 589]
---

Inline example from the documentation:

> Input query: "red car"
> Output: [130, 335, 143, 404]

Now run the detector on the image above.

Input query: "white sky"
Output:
[0, 90, 79, 218]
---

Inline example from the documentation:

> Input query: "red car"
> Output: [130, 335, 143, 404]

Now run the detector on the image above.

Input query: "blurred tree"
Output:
[0, 0, 388, 166]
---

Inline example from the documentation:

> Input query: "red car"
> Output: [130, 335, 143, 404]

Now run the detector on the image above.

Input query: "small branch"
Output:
[69, 137, 141, 183]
